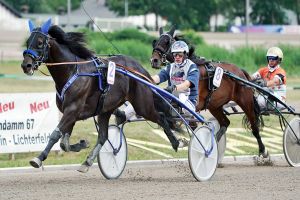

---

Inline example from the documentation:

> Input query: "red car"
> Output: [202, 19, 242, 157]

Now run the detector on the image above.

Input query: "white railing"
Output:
[91, 17, 135, 32]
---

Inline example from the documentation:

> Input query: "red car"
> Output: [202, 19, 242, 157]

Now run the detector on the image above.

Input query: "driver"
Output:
[252, 47, 287, 110]
[114, 40, 199, 125]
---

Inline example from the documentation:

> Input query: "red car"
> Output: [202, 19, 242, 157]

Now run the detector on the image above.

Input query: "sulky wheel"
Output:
[188, 125, 218, 181]
[97, 125, 128, 179]
[283, 117, 300, 167]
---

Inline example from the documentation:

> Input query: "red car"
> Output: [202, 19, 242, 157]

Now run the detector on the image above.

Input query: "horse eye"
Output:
[37, 41, 43, 48]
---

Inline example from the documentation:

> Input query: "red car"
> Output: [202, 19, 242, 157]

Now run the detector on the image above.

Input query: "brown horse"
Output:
[21, 19, 180, 172]
[151, 26, 268, 158]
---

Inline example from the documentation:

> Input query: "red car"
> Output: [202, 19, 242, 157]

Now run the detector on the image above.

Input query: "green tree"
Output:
[162, 0, 215, 31]
[280, 0, 300, 24]
[250, 0, 288, 24]
[217, 0, 246, 25]
[4, 0, 81, 13]
[105, 0, 171, 30]
[105, 0, 215, 31]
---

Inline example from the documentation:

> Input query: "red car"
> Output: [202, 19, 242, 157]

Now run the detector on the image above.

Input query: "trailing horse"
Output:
[151, 26, 268, 158]
[21, 19, 180, 172]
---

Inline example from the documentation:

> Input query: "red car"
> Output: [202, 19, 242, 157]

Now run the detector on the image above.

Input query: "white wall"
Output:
[0, 5, 27, 31]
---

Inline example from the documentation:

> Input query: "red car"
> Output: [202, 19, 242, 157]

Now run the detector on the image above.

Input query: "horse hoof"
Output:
[60, 143, 70, 152]
[260, 150, 269, 158]
[29, 157, 42, 168]
[77, 164, 90, 173]
[60, 133, 70, 152]
[253, 152, 273, 166]
[217, 163, 225, 168]
[178, 138, 189, 148]
[171, 139, 180, 152]
[80, 139, 90, 149]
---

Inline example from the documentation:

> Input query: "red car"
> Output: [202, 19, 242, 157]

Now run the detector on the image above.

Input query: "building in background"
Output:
[0, 0, 27, 31]
[22, 0, 167, 32]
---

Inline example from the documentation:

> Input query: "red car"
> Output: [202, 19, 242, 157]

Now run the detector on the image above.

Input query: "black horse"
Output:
[151, 26, 269, 158]
[21, 19, 179, 172]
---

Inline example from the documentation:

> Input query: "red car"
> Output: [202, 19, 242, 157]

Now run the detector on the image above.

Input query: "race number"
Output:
[107, 61, 116, 85]
[213, 67, 224, 88]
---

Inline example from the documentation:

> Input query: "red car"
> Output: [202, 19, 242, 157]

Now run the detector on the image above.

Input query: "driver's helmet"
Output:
[171, 41, 189, 54]
[266, 47, 283, 62]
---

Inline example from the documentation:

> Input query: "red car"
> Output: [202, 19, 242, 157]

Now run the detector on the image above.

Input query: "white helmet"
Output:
[266, 47, 283, 61]
[171, 41, 189, 54]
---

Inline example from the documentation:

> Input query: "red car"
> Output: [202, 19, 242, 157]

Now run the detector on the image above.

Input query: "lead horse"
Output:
[151, 26, 269, 158]
[21, 19, 179, 172]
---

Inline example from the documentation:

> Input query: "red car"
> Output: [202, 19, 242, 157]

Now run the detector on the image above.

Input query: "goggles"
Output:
[267, 56, 279, 61]
[172, 52, 184, 58]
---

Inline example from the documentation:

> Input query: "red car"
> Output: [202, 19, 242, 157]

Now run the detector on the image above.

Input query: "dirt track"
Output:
[1, 160, 300, 200]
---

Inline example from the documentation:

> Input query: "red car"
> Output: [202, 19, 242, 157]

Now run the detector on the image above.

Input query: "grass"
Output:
[0, 61, 299, 168]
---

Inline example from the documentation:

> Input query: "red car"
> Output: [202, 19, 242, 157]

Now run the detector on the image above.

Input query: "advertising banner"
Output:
[0, 93, 60, 153]
[230, 25, 300, 34]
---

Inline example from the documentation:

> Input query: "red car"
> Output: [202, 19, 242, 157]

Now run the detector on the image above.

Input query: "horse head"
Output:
[21, 19, 52, 75]
[150, 25, 176, 69]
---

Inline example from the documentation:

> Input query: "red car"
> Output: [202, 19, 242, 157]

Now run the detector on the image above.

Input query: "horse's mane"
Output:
[48, 25, 94, 59]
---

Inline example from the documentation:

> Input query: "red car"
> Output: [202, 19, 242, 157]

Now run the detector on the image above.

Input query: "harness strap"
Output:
[56, 57, 107, 102]
[100, 57, 154, 84]
[94, 87, 109, 115]
[203, 63, 217, 110]
[57, 73, 79, 101]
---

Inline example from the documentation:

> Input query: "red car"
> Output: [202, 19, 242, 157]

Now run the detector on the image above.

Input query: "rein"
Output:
[42, 57, 154, 84]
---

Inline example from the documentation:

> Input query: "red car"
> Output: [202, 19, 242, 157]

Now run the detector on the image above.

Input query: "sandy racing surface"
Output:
[1, 159, 300, 200]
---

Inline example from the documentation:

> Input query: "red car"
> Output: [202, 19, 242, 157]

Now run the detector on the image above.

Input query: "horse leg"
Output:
[237, 98, 267, 157]
[136, 107, 180, 151]
[59, 109, 90, 153]
[29, 104, 81, 168]
[128, 89, 181, 151]
[29, 127, 63, 168]
[158, 112, 183, 151]
[78, 112, 110, 173]
[209, 108, 230, 142]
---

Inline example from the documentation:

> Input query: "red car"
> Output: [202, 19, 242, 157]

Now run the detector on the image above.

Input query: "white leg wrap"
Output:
[124, 103, 137, 120]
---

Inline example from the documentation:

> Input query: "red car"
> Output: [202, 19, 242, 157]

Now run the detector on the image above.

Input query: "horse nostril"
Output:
[27, 64, 32, 68]
[153, 59, 158, 63]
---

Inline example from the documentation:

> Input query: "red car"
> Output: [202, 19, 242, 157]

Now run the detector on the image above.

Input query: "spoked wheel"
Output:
[283, 117, 300, 167]
[188, 126, 218, 181]
[209, 117, 226, 164]
[97, 125, 128, 179]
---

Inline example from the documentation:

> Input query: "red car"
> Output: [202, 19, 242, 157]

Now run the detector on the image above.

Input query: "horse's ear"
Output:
[168, 25, 176, 37]
[189, 46, 195, 57]
[41, 18, 52, 34]
[159, 27, 163, 35]
[28, 20, 35, 32]
[152, 40, 157, 48]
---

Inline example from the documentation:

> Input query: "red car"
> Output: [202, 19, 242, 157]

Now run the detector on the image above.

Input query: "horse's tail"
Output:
[241, 68, 264, 131]
[253, 96, 264, 130]
[240, 69, 264, 130]
[242, 96, 264, 131]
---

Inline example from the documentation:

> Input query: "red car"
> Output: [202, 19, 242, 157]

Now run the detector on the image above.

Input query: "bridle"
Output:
[23, 29, 51, 70]
[152, 33, 174, 64]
